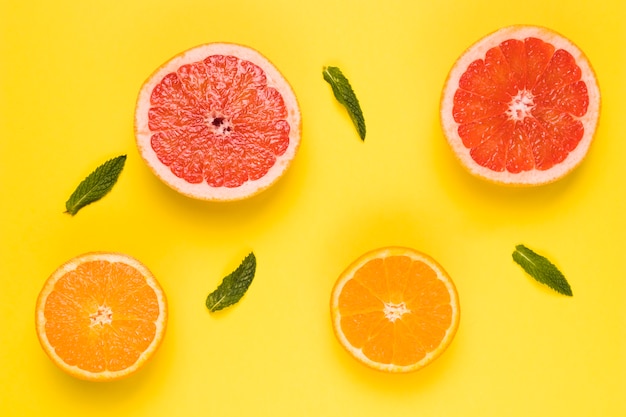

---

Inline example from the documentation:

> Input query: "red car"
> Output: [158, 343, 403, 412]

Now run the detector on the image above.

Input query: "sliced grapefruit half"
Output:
[135, 43, 301, 201]
[440, 25, 600, 186]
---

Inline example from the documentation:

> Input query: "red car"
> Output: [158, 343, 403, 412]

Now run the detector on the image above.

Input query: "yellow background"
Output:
[1, 0, 624, 416]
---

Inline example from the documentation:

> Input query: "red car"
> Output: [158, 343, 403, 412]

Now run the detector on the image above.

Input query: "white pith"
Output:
[506, 89, 535, 121]
[383, 301, 410, 322]
[89, 305, 113, 327]
[440, 25, 601, 186]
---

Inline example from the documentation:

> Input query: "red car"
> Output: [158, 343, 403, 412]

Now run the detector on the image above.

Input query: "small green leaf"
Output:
[206, 252, 256, 312]
[512, 244, 572, 296]
[65, 155, 127, 215]
[323, 66, 366, 140]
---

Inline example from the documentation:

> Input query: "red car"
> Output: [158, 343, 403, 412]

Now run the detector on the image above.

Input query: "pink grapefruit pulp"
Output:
[135, 43, 301, 201]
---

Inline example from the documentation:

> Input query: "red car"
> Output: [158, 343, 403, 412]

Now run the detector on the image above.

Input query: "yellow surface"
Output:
[1, 0, 624, 416]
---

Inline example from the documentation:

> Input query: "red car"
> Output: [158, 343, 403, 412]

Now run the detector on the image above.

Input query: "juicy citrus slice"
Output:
[35, 252, 168, 381]
[135, 43, 302, 201]
[440, 25, 600, 186]
[330, 247, 460, 373]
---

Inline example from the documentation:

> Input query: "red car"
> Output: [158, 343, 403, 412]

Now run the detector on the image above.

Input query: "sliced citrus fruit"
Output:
[35, 252, 168, 381]
[440, 25, 600, 186]
[330, 247, 460, 373]
[135, 43, 302, 201]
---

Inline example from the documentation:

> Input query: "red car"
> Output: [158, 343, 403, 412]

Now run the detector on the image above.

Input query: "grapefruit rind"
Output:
[35, 252, 168, 382]
[440, 25, 600, 186]
[330, 246, 460, 373]
[135, 43, 302, 201]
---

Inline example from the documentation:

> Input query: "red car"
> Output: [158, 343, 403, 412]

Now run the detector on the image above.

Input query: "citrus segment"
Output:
[330, 247, 460, 373]
[135, 43, 301, 201]
[35, 252, 167, 381]
[441, 25, 600, 185]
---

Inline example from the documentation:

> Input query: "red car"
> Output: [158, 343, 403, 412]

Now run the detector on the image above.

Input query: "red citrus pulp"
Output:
[441, 26, 600, 185]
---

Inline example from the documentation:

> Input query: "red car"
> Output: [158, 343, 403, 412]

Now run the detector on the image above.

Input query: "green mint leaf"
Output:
[206, 252, 256, 312]
[323, 66, 366, 140]
[65, 155, 127, 215]
[512, 244, 572, 296]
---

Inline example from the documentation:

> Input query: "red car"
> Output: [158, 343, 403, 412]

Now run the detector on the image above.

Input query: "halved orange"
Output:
[330, 247, 460, 373]
[35, 252, 168, 381]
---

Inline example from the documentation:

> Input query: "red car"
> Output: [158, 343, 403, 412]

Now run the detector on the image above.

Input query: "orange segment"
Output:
[35, 252, 167, 381]
[330, 247, 460, 373]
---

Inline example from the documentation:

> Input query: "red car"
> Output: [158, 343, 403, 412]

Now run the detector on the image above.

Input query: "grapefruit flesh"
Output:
[441, 26, 600, 185]
[135, 43, 301, 201]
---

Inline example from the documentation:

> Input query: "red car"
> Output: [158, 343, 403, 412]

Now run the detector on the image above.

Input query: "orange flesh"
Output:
[42, 261, 160, 373]
[453, 37, 589, 173]
[338, 256, 453, 367]
[147, 55, 291, 188]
